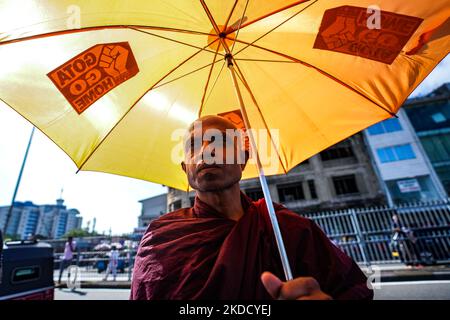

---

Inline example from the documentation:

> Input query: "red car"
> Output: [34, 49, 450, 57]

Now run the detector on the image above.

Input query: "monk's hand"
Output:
[261, 271, 332, 300]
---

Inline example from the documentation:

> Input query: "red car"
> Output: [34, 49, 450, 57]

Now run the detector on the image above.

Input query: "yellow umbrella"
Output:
[0, 0, 449, 280]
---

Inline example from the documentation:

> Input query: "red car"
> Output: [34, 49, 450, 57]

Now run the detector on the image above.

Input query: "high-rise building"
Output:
[363, 108, 446, 204]
[403, 83, 450, 195]
[138, 193, 167, 228]
[0, 198, 82, 239]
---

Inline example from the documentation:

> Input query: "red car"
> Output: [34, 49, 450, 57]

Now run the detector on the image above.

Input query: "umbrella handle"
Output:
[226, 56, 293, 281]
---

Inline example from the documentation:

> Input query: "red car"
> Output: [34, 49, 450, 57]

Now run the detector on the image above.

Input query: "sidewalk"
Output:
[55, 263, 450, 289]
[361, 263, 450, 282]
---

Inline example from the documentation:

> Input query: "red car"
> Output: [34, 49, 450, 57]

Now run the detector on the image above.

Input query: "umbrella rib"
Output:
[232, 57, 332, 161]
[198, 45, 221, 117]
[200, 0, 222, 35]
[153, 59, 222, 90]
[234, 58, 297, 63]
[230, 0, 250, 53]
[76, 46, 209, 173]
[231, 60, 289, 174]
[228, 0, 311, 33]
[233, 0, 318, 57]
[231, 38, 397, 117]
[200, 0, 289, 173]
[198, 0, 231, 113]
[129, 27, 224, 56]
[223, 0, 239, 31]
[203, 60, 226, 110]
[0, 25, 213, 46]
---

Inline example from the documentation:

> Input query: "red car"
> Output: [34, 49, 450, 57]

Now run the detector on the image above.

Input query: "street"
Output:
[55, 280, 450, 300]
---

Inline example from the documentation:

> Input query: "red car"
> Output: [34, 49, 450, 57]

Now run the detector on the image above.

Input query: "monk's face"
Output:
[181, 116, 248, 192]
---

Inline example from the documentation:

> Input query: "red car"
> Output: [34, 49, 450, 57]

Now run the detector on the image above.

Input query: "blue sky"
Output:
[0, 55, 448, 235]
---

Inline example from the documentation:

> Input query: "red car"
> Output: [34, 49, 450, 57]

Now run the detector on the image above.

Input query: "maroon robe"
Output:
[130, 192, 373, 300]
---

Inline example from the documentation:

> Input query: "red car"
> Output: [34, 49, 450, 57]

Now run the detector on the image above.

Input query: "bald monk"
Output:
[130, 115, 373, 300]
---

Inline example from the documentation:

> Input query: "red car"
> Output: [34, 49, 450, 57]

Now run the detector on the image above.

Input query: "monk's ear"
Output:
[181, 161, 187, 173]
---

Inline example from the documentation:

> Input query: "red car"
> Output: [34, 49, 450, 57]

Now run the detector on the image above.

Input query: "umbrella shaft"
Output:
[227, 61, 293, 281]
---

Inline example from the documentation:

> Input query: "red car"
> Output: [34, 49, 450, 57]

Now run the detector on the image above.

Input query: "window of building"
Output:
[169, 200, 182, 212]
[245, 188, 264, 201]
[420, 133, 450, 163]
[190, 197, 195, 207]
[307, 180, 317, 199]
[319, 142, 354, 161]
[395, 144, 416, 160]
[278, 183, 305, 202]
[376, 144, 416, 163]
[368, 118, 402, 135]
[332, 175, 359, 195]
[405, 100, 450, 132]
[386, 176, 439, 203]
[431, 112, 446, 123]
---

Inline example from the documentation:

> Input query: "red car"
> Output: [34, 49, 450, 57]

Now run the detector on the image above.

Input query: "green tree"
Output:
[3, 234, 21, 241]
[62, 228, 90, 238]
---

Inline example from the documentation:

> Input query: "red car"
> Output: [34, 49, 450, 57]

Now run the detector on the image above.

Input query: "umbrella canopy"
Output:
[0, 0, 448, 191]
[93, 243, 111, 251]
[110, 242, 123, 249]
[94, 242, 122, 251]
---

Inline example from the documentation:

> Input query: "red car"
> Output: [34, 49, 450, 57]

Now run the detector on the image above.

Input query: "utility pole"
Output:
[3, 127, 35, 236]
[92, 217, 96, 234]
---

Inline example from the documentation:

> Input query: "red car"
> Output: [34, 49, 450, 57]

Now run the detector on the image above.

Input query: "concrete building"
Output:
[166, 133, 387, 213]
[138, 193, 167, 228]
[403, 83, 450, 196]
[0, 198, 82, 239]
[363, 108, 446, 204]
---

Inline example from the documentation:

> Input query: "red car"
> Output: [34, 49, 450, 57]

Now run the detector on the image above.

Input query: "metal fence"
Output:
[303, 199, 450, 265]
[54, 199, 450, 284]
[54, 249, 136, 283]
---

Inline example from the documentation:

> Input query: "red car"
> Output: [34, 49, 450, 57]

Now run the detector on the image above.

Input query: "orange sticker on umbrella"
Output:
[218, 109, 245, 130]
[313, 6, 423, 64]
[48, 42, 139, 114]
[218, 109, 249, 151]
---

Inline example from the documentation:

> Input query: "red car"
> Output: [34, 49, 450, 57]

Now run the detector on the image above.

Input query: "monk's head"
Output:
[181, 115, 249, 192]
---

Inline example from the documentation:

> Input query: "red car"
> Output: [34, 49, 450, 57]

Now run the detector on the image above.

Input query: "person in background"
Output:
[391, 214, 422, 267]
[103, 245, 119, 281]
[58, 236, 76, 285]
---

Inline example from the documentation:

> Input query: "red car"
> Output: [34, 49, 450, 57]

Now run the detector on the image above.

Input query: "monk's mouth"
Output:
[197, 164, 222, 174]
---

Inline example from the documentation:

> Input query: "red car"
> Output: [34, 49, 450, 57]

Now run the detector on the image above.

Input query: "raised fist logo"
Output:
[48, 41, 139, 114]
[314, 6, 423, 64]
[321, 15, 356, 49]
[99, 45, 129, 80]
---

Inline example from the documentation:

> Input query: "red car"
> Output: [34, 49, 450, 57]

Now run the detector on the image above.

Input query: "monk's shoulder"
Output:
[156, 207, 195, 221]
[143, 207, 194, 232]
[254, 198, 314, 230]
[139, 207, 195, 244]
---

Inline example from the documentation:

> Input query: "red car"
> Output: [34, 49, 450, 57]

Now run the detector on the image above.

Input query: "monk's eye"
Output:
[212, 134, 231, 145]
[185, 137, 201, 155]
[189, 140, 197, 154]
